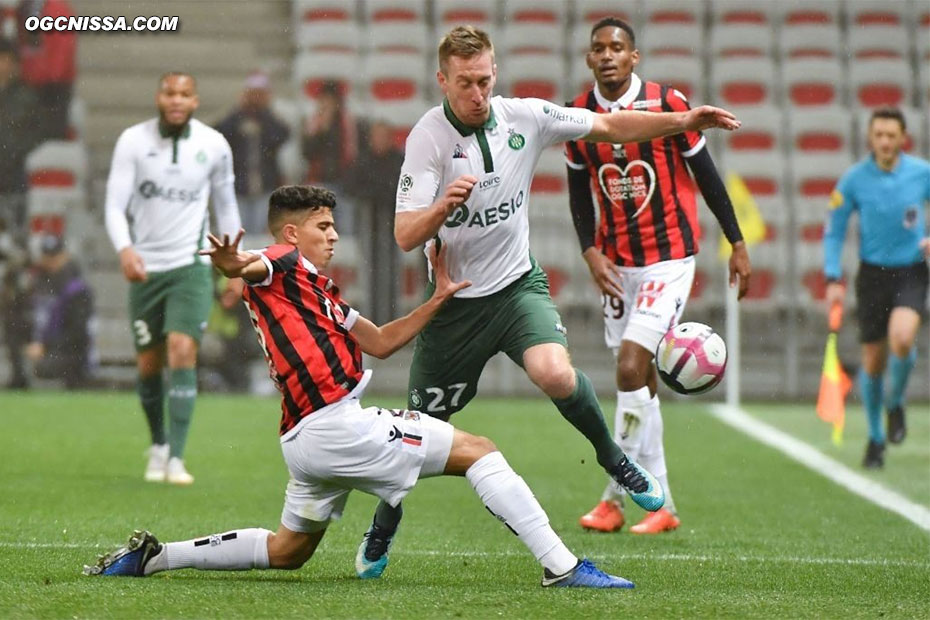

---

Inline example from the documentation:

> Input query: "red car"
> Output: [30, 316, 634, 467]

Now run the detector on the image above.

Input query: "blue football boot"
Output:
[609, 455, 665, 512]
[541, 559, 634, 589]
[83, 530, 161, 577]
[355, 523, 397, 579]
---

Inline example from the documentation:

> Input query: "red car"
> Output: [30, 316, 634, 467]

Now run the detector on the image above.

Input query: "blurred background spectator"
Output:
[0, 217, 31, 389]
[16, 0, 76, 140]
[25, 234, 95, 389]
[350, 119, 404, 325]
[215, 70, 290, 237]
[0, 35, 39, 246]
[301, 79, 358, 234]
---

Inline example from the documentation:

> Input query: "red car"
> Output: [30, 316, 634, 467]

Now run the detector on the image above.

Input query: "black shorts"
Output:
[855, 261, 929, 343]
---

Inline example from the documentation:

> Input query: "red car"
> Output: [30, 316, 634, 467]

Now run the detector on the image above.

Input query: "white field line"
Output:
[2, 541, 927, 568]
[709, 404, 930, 533]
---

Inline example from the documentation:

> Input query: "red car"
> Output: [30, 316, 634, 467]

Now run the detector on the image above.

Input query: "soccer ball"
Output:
[655, 322, 727, 395]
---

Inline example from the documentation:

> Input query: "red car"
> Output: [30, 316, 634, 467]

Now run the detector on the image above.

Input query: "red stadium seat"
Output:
[640, 24, 703, 58]
[435, 0, 495, 27]
[780, 25, 841, 59]
[25, 141, 86, 189]
[531, 148, 567, 195]
[712, 58, 776, 107]
[848, 25, 908, 59]
[782, 59, 844, 107]
[850, 59, 912, 108]
[503, 0, 566, 25]
[792, 154, 852, 204]
[646, 0, 702, 25]
[501, 23, 563, 56]
[296, 21, 362, 53]
[368, 22, 431, 54]
[574, 0, 633, 25]
[790, 107, 853, 154]
[780, 0, 838, 26]
[710, 24, 773, 58]
[293, 0, 355, 23]
[711, 0, 775, 25]
[364, 0, 425, 23]
[367, 98, 432, 149]
[640, 56, 704, 102]
[721, 106, 782, 153]
[295, 52, 359, 100]
[506, 54, 564, 100]
[846, 0, 906, 27]
[363, 51, 427, 101]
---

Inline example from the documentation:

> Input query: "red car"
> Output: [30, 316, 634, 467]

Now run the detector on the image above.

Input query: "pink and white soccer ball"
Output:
[655, 322, 727, 395]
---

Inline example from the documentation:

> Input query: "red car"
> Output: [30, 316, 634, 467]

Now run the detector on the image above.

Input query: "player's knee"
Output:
[617, 356, 648, 391]
[267, 536, 311, 570]
[533, 365, 575, 398]
[462, 433, 497, 463]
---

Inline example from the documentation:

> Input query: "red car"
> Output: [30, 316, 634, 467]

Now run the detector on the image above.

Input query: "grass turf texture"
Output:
[0, 392, 927, 618]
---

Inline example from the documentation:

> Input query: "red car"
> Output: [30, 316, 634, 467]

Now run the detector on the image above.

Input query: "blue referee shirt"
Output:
[824, 153, 930, 280]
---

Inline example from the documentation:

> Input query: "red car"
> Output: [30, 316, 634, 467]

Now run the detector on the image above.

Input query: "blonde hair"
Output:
[438, 25, 494, 74]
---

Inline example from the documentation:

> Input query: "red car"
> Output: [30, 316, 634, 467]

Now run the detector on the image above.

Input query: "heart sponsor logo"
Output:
[597, 159, 657, 220]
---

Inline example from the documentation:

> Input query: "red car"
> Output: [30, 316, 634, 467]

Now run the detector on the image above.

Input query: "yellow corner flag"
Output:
[816, 304, 852, 445]
[719, 171, 767, 259]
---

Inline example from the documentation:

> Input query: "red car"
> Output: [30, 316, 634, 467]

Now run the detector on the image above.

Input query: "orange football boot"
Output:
[578, 500, 625, 532]
[629, 508, 680, 534]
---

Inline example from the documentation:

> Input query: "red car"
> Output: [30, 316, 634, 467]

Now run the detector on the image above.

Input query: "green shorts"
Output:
[407, 260, 568, 420]
[128, 262, 213, 351]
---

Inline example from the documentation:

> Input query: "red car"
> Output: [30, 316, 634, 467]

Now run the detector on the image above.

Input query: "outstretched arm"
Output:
[585, 105, 740, 145]
[351, 245, 471, 358]
[198, 230, 267, 283]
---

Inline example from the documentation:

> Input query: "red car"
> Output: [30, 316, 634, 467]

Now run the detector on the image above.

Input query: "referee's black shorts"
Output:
[855, 260, 929, 343]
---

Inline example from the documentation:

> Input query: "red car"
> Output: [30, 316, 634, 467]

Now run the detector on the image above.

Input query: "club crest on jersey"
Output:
[636, 281, 666, 309]
[507, 129, 525, 150]
[612, 143, 627, 159]
[409, 389, 423, 409]
[597, 160, 657, 219]
[196, 150, 207, 164]
[453, 143, 468, 159]
[903, 206, 919, 229]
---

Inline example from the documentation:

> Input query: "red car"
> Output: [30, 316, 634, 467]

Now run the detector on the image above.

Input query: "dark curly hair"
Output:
[267, 185, 337, 234]
[590, 17, 636, 47]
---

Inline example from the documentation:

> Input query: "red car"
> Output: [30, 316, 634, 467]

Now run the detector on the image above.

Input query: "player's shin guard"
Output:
[160, 528, 272, 573]
[466, 452, 577, 576]
[886, 347, 916, 410]
[138, 373, 166, 446]
[552, 369, 624, 470]
[167, 368, 197, 458]
[637, 393, 676, 514]
[858, 370, 884, 443]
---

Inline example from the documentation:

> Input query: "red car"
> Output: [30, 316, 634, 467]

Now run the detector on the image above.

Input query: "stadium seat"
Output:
[435, 0, 496, 29]
[640, 23, 703, 57]
[847, 24, 908, 59]
[791, 153, 853, 206]
[789, 106, 853, 155]
[364, 98, 432, 149]
[710, 0, 776, 26]
[25, 141, 87, 189]
[781, 58, 844, 107]
[531, 147, 567, 195]
[720, 151, 787, 222]
[363, 51, 428, 101]
[573, 0, 634, 26]
[364, 0, 426, 24]
[780, 24, 841, 59]
[368, 21, 431, 54]
[501, 22, 563, 56]
[502, 0, 567, 26]
[777, 0, 839, 26]
[720, 105, 783, 153]
[295, 51, 360, 100]
[292, 0, 356, 24]
[644, 0, 702, 26]
[638, 55, 704, 102]
[849, 59, 912, 108]
[504, 53, 565, 101]
[296, 21, 362, 52]
[711, 58, 777, 107]
[845, 0, 907, 27]
[709, 23, 774, 57]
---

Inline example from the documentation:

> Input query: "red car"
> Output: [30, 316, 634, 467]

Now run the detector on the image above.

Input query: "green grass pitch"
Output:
[1, 391, 927, 618]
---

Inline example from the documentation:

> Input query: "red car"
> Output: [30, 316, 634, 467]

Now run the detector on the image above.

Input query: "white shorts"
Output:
[278, 398, 455, 533]
[603, 256, 695, 354]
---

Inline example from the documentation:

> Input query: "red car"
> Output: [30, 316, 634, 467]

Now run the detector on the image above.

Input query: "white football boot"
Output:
[166, 457, 194, 485]
[144, 444, 169, 482]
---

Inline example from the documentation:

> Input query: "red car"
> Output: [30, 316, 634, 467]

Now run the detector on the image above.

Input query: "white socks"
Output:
[603, 386, 676, 513]
[145, 528, 272, 575]
[466, 451, 577, 576]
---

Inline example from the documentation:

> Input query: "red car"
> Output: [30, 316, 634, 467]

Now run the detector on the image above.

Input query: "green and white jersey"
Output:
[104, 118, 241, 273]
[396, 96, 593, 297]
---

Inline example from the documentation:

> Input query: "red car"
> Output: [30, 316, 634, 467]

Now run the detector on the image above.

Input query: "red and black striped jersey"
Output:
[564, 74, 705, 267]
[243, 244, 365, 437]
